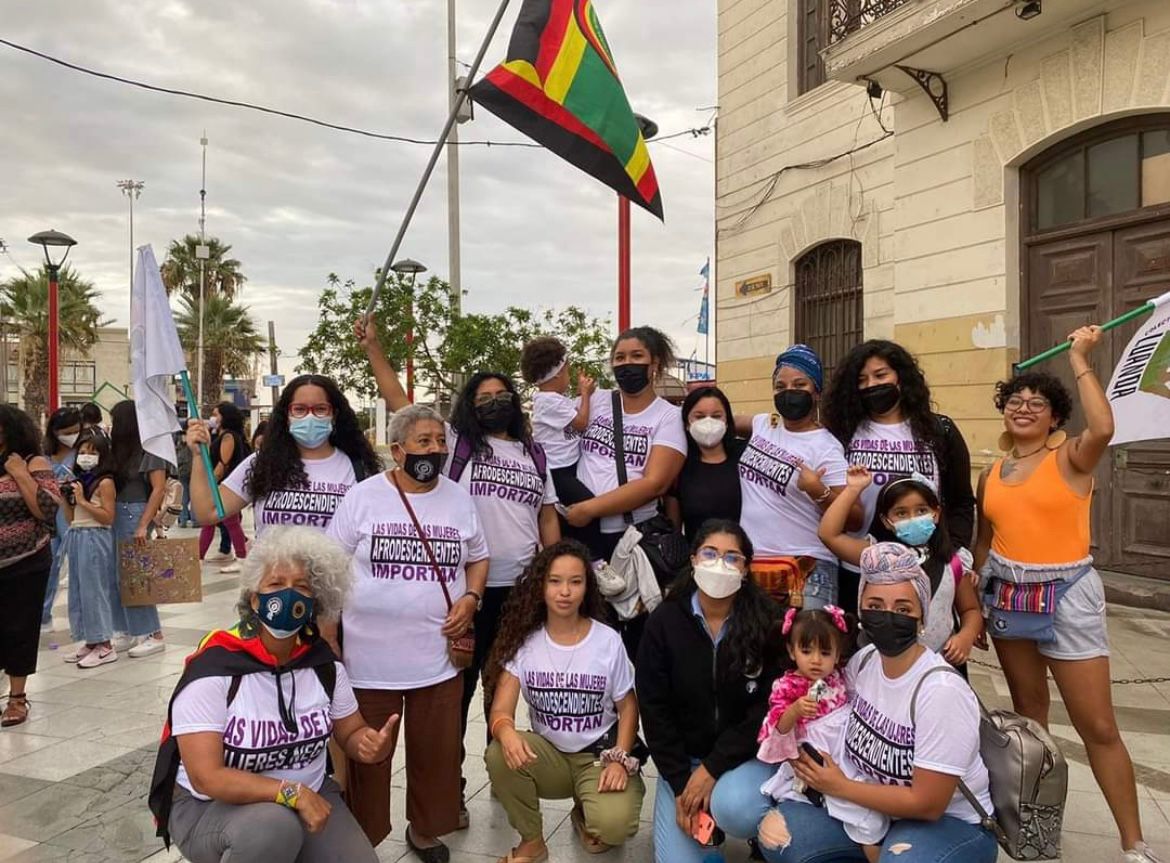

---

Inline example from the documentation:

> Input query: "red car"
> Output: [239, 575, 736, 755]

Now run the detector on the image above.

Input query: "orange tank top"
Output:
[982, 450, 1091, 565]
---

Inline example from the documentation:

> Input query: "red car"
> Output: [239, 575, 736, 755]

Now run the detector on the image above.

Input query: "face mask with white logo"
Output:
[689, 417, 727, 449]
[693, 559, 744, 599]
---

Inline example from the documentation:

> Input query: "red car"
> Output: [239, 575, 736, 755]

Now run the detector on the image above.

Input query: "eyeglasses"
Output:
[1003, 396, 1050, 414]
[695, 546, 747, 569]
[288, 403, 333, 419]
[473, 392, 514, 408]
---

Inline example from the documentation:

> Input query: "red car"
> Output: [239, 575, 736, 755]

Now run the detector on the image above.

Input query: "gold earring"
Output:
[997, 431, 1014, 452]
[1045, 429, 1067, 450]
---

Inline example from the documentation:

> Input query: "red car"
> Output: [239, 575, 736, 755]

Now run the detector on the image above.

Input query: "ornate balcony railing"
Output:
[828, 0, 912, 44]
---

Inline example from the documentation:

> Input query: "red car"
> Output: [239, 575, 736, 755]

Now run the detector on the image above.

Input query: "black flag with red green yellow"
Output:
[469, 0, 664, 220]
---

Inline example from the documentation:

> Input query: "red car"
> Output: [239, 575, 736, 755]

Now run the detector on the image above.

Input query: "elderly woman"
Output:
[148, 527, 394, 863]
[324, 404, 489, 863]
[711, 543, 998, 863]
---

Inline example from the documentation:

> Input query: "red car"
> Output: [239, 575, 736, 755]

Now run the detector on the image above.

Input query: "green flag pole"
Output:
[1014, 301, 1159, 372]
[179, 370, 226, 520]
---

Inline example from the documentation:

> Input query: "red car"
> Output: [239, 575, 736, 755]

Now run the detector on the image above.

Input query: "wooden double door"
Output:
[1026, 219, 1170, 578]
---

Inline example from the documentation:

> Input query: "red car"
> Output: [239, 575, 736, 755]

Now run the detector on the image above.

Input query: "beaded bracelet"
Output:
[600, 747, 641, 775]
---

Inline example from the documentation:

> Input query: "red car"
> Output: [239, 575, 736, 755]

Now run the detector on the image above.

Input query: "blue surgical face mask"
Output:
[891, 514, 937, 547]
[289, 416, 333, 448]
[255, 587, 315, 639]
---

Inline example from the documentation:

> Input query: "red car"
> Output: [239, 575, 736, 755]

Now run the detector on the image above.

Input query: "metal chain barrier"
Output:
[966, 656, 1170, 686]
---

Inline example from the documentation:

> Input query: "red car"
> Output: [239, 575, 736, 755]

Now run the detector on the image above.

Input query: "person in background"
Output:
[485, 540, 645, 862]
[151, 527, 394, 863]
[109, 400, 172, 658]
[324, 404, 489, 862]
[41, 406, 81, 632]
[80, 402, 108, 439]
[0, 405, 60, 727]
[734, 345, 857, 609]
[823, 340, 975, 615]
[666, 386, 745, 542]
[251, 420, 270, 453]
[199, 402, 250, 573]
[59, 429, 119, 668]
[175, 426, 193, 528]
[976, 327, 1161, 863]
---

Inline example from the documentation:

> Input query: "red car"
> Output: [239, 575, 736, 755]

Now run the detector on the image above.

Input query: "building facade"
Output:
[715, 0, 1170, 578]
[2, 326, 132, 416]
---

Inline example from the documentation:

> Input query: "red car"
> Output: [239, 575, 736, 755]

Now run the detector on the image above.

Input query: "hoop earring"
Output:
[1045, 429, 1067, 450]
[997, 431, 1014, 452]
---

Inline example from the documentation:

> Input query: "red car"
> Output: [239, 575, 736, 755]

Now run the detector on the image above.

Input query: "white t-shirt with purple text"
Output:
[532, 391, 583, 470]
[222, 449, 356, 536]
[327, 474, 489, 690]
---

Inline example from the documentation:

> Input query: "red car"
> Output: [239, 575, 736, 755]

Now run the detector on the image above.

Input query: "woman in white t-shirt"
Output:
[485, 540, 644, 863]
[323, 404, 489, 862]
[187, 374, 383, 539]
[733, 345, 858, 609]
[155, 527, 397, 863]
[711, 543, 998, 863]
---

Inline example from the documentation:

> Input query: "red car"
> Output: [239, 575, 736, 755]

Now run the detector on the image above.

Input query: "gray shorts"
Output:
[1039, 566, 1110, 661]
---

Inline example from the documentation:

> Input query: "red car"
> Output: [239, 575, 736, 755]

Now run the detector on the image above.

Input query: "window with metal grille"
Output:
[798, 0, 827, 94]
[794, 240, 864, 381]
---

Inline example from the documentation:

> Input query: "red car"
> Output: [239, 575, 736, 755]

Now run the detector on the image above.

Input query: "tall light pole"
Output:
[28, 230, 78, 415]
[116, 179, 144, 318]
[196, 133, 210, 414]
[447, 0, 463, 313]
[391, 258, 428, 403]
[0, 238, 8, 404]
[617, 114, 658, 332]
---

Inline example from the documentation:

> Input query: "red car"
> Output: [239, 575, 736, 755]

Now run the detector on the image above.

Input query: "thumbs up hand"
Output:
[357, 714, 400, 765]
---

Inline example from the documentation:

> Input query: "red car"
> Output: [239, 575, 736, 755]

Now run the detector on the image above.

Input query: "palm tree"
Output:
[174, 293, 265, 410]
[0, 265, 108, 423]
[161, 236, 246, 303]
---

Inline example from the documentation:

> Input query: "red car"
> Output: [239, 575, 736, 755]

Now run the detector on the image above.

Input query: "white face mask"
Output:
[76, 454, 100, 471]
[207, 417, 220, 431]
[58, 433, 80, 449]
[693, 559, 744, 599]
[689, 417, 727, 449]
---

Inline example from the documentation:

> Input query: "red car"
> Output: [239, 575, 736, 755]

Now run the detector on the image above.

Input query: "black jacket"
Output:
[935, 415, 975, 550]
[636, 589, 786, 797]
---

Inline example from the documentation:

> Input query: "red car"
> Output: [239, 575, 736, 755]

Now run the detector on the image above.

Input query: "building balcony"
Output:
[823, 0, 1107, 96]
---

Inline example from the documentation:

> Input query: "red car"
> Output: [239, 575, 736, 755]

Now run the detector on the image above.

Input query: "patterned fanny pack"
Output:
[984, 566, 1090, 642]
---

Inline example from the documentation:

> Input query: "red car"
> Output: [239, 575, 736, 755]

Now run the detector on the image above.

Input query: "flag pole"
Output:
[179, 370, 226, 520]
[1015, 301, 1162, 372]
[365, 0, 513, 316]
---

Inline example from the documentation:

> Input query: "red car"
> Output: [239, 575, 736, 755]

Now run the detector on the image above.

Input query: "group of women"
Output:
[122, 317, 1161, 863]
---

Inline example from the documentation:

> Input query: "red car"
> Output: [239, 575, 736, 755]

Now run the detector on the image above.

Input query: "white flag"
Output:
[1106, 291, 1170, 446]
[130, 245, 186, 468]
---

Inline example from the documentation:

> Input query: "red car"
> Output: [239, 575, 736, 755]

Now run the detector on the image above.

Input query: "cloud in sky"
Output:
[0, 0, 716, 390]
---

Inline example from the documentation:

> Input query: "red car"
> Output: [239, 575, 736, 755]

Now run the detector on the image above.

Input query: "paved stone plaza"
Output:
[2, 527, 1169, 862]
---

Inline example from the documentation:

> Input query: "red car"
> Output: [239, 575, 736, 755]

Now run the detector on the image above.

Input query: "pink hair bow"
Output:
[824, 604, 848, 633]
[781, 607, 797, 636]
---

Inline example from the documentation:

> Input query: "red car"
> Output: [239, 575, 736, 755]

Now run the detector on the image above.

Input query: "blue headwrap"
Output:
[774, 344, 824, 392]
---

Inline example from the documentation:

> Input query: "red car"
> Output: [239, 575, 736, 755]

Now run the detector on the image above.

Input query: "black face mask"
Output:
[860, 383, 901, 417]
[475, 401, 515, 432]
[402, 451, 444, 484]
[860, 609, 920, 657]
[774, 389, 815, 422]
[613, 363, 651, 395]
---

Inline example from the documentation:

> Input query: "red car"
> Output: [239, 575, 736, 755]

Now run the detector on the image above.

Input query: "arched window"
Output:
[1030, 115, 1170, 232]
[794, 239, 864, 381]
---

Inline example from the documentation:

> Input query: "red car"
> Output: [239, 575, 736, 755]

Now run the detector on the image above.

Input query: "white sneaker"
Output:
[128, 636, 165, 658]
[1123, 842, 1166, 863]
[206, 550, 234, 563]
[63, 643, 93, 663]
[220, 563, 241, 573]
[40, 622, 53, 634]
[112, 633, 134, 652]
[78, 646, 118, 669]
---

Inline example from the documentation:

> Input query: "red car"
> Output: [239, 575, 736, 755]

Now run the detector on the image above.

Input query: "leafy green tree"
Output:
[161, 236, 246, 303]
[298, 273, 613, 400]
[174, 293, 265, 410]
[0, 265, 109, 423]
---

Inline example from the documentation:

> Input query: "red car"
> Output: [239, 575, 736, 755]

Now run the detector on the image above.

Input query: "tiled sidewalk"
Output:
[1, 529, 1168, 862]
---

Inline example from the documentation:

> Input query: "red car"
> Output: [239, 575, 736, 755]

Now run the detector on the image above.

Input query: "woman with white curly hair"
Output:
[148, 527, 398, 863]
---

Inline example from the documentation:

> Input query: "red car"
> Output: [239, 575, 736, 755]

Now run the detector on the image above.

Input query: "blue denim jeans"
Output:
[114, 501, 161, 637]
[180, 478, 192, 525]
[802, 559, 839, 609]
[652, 761, 747, 863]
[43, 531, 66, 625]
[64, 527, 117, 644]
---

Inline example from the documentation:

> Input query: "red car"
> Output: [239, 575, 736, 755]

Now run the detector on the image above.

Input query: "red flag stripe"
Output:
[534, 0, 575, 80]
[485, 66, 611, 153]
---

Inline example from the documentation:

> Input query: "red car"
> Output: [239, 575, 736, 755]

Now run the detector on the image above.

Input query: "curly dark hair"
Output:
[669, 519, 783, 678]
[449, 372, 531, 459]
[680, 386, 740, 462]
[483, 540, 605, 705]
[213, 401, 246, 435]
[520, 337, 568, 385]
[44, 406, 81, 455]
[246, 375, 382, 501]
[994, 372, 1073, 428]
[613, 326, 677, 377]
[0, 405, 44, 470]
[823, 340, 942, 457]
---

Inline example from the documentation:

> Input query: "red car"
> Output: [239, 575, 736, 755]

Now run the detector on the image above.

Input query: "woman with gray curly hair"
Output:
[149, 527, 401, 863]
[324, 403, 489, 862]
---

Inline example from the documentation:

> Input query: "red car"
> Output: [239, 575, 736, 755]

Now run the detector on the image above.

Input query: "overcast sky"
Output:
[0, 0, 716, 397]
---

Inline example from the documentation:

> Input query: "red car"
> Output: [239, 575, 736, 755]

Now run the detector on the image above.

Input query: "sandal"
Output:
[570, 804, 611, 855]
[495, 848, 548, 863]
[1, 694, 29, 728]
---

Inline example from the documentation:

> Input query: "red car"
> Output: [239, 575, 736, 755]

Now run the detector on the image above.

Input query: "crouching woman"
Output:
[485, 540, 645, 863]
[149, 526, 397, 863]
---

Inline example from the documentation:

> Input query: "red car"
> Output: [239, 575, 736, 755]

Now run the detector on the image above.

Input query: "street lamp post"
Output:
[27, 230, 78, 414]
[390, 258, 428, 403]
[617, 114, 659, 332]
[116, 180, 144, 316]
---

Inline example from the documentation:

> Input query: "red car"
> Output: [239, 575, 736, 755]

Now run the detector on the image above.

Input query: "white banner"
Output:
[1106, 292, 1170, 446]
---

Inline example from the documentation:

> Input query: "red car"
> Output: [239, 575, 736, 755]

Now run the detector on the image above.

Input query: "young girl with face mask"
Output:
[818, 465, 984, 669]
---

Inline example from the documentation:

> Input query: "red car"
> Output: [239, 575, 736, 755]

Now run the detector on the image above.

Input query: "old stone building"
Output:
[715, 0, 1170, 577]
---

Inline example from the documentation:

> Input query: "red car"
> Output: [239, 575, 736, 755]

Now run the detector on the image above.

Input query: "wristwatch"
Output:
[465, 590, 484, 611]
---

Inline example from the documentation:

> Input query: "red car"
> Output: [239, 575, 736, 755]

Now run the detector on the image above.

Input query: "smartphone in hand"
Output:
[799, 743, 826, 807]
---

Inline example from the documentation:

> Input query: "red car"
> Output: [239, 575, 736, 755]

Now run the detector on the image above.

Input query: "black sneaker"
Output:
[406, 826, 450, 863]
